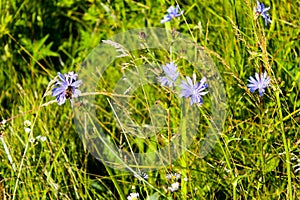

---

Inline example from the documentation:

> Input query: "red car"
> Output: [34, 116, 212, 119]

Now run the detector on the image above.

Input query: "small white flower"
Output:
[134, 170, 148, 180]
[24, 127, 31, 133]
[39, 136, 47, 142]
[1, 120, 6, 125]
[36, 135, 47, 142]
[29, 138, 35, 143]
[184, 177, 188, 182]
[24, 120, 31, 127]
[166, 173, 181, 181]
[127, 192, 139, 200]
[224, 167, 231, 173]
[168, 182, 180, 192]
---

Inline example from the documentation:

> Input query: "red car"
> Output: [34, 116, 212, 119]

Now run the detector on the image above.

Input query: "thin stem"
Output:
[0, 136, 16, 171]
[170, 45, 173, 62]
[167, 108, 172, 171]
[107, 98, 139, 167]
[275, 91, 293, 199]
[12, 133, 30, 199]
[180, 101, 188, 199]
[259, 98, 266, 195]
[105, 166, 126, 200]
[167, 88, 174, 171]
[198, 106, 236, 199]
[12, 99, 56, 199]
[0, 100, 57, 125]
[7, 32, 53, 77]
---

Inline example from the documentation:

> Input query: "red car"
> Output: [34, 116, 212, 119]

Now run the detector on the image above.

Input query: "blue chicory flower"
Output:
[158, 62, 179, 87]
[52, 72, 82, 105]
[180, 73, 208, 105]
[247, 71, 270, 96]
[161, 5, 184, 23]
[256, 1, 272, 25]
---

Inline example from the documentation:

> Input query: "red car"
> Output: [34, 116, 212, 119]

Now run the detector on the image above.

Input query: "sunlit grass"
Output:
[0, 0, 299, 199]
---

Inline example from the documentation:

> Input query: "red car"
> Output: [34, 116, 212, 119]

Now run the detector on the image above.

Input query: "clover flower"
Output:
[180, 73, 208, 105]
[166, 173, 181, 181]
[168, 182, 180, 192]
[134, 170, 148, 180]
[247, 71, 270, 96]
[127, 193, 139, 200]
[52, 72, 82, 105]
[158, 62, 179, 87]
[161, 5, 184, 23]
[255, 1, 272, 25]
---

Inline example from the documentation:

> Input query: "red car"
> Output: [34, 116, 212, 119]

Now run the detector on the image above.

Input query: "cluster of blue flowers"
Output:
[158, 62, 208, 105]
[161, 1, 272, 25]
[52, 1, 272, 105]
[247, 0, 272, 96]
[158, 2, 271, 99]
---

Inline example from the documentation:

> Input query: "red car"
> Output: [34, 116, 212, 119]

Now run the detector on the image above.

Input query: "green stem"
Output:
[259, 99, 266, 195]
[198, 107, 236, 199]
[275, 91, 292, 199]
[105, 166, 126, 200]
[0, 136, 16, 171]
[180, 101, 188, 199]
[167, 108, 172, 171]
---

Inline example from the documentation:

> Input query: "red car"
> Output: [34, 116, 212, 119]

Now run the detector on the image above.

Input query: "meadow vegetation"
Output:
[0, 0, 299, 199]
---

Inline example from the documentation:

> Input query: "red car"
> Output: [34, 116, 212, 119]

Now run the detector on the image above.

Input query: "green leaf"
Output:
[146, 192, 160, 200]
[266, 156, 280, 172]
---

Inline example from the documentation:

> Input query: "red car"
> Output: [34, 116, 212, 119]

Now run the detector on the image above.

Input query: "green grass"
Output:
[0, 0, 299, 199]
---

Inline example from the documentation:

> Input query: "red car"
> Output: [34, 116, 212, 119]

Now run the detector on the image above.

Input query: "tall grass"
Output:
[0, 0, 299, 199]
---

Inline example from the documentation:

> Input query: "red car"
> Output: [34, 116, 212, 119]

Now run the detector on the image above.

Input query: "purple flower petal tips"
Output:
[180, 73, 208, 105]
[247, 71, 270, 96]
[52, 72, 82, 105]
[158, 62, 179, 87]
[256, 1, 272, 25]
[161, 5, 184, 23]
